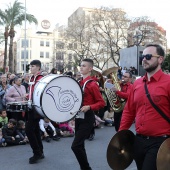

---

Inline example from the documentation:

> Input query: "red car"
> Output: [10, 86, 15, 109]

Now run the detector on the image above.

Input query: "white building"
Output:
[16, 20, 54, 74]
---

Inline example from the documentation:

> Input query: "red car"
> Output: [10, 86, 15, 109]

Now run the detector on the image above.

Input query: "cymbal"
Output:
[157, 138, 170, 170]
[107, 130, 135, 170]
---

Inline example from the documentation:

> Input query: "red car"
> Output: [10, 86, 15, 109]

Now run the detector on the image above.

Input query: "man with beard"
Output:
[119, 44, 170, 170]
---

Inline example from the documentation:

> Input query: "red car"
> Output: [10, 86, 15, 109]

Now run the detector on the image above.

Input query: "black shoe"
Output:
[53, 135, 60, 141]
[29, 154, 42, 164]
[89, 134, 95, 141]
[19, 141, 27, 145]
[45, 136, 51, 142]
[40, 153, 45, 159]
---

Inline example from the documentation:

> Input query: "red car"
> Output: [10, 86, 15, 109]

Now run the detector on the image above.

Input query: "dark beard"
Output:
[144, 61, 159, 73]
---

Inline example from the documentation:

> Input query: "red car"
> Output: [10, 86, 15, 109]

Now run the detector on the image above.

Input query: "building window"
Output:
[40, 41, 44, 46]
[56, 52, 64, 60]
[69, 43, 73, 49]
[56, 42, 64, 49]
[21, 39, 29, 48]
[30, 50, 32, 59]
[21, 50, 28, 59]
[21, 61, 29, 71]
[74, 43, 77, 49]
[46, 52, 49, 58]
[30, 40, 32, 48]
[40, 51, 44, 58]
[46, 41, 50, 47]
[68, 53, 72, 60]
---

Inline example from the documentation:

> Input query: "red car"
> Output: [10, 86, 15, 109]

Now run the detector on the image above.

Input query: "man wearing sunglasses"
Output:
[119, 43, 170, 170]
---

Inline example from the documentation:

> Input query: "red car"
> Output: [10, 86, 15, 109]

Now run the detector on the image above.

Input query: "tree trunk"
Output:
[8, 27, 15, 73]
[3, 26, 9, 73]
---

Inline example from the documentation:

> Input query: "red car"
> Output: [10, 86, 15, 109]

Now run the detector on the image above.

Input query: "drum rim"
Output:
[33, 75, 83, 123]
[6, 101, 28, 105]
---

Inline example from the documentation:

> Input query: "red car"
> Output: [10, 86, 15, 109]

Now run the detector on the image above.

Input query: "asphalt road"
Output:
[0, 124, 136, 170]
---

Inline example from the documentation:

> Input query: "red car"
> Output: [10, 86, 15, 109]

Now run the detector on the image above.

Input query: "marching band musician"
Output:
[111, 71, 133, 131]
[25, 60, 45, 164]
[71, 58, 105, 170]
[119, 44, 170, 170]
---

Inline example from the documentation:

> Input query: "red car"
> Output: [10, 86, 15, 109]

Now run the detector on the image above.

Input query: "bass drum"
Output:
[33, 74, 83, 123]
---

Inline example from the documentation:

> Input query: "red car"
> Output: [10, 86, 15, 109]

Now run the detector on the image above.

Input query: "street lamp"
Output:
[24, 0, 26, 74]
[133, 32, 142, 76]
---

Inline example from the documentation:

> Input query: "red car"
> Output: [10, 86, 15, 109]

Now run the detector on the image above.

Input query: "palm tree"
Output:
[0, 11, 10, 73]
[0, 0, 38, 73]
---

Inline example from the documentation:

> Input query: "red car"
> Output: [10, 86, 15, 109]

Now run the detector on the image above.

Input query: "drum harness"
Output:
[75, 79, 95, 118]
[28, 74, 43, 109]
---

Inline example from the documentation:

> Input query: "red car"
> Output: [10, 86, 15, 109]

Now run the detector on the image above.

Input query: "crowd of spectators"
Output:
[0, 66, 169, 148]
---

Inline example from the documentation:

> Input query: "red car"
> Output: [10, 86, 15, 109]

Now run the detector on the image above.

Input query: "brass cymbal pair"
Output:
[107, 130, 170, 170]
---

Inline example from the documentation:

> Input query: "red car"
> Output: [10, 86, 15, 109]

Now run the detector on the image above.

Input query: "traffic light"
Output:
[26, 64, 30, 72]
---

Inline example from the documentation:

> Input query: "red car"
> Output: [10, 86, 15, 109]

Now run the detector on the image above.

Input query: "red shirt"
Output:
[119, 69, 170, 136]
[116, 82, 133, 100]
[79, 76, 105, 111]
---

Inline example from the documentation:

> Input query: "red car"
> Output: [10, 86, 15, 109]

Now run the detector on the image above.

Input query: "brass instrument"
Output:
[103, 67, 125, 113]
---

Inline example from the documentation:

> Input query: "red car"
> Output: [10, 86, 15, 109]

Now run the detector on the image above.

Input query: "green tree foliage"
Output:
[162, 53, 170, 71]
[0, 0, 38, 73]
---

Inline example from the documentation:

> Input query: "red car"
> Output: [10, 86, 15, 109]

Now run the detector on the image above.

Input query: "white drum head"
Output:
[34, 75, 83, 122]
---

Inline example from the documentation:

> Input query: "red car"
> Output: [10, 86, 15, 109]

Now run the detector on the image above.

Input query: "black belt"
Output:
[136, 134, 170, 139]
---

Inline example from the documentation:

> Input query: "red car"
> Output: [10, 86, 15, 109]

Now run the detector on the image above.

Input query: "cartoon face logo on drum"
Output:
[46, 86, 79, 112]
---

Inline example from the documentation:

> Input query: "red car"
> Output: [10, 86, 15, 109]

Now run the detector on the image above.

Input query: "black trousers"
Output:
[134, 135, 169, 170]
[7, 111, 21, 121]
[114, 111, 123, 132]
[5, 137, 21, 145]
[71, 111, 95, 170]
[25, 110, 43, 156]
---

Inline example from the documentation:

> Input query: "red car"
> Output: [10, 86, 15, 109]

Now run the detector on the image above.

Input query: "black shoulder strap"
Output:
[144, 81, 170, 123]
[13, 86, 22, 96]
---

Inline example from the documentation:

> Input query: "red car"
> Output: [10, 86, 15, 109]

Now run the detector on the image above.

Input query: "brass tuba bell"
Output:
[102, 67, 125, 113]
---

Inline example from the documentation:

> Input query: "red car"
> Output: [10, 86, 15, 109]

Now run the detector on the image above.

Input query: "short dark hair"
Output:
[14, 76, 21, 83]
[17, 120, 25, 128]
[145, 43, 165, 57]
[30, 60, 41, 68]
[9, 119, 17, 126]
[125, 71, 132, 78]
[9, 78, 15, 85]
[82, 58, 94, 67]
[0, 109, 6, 115]
[66, 71, 73, 77]
[50, 68, 57, 74]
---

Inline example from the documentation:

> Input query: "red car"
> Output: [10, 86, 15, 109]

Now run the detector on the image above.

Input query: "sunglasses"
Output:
[140, 54, 160, 60]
